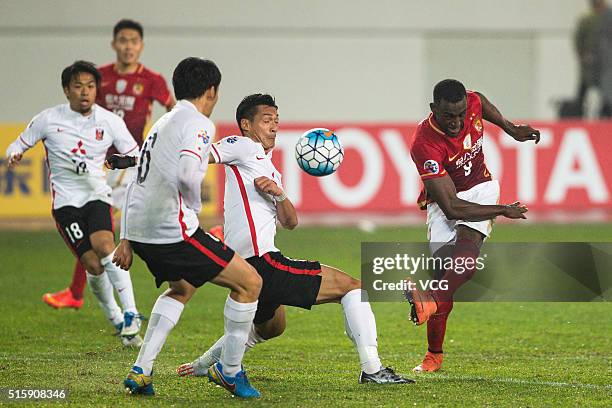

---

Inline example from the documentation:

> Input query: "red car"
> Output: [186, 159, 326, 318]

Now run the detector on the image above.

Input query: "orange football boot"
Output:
[413, 351, 444, 372]
[403, 279, 437, 325]
[42, 288, 83, 309]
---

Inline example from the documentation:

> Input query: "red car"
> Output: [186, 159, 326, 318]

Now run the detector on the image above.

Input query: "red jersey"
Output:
[97, 63, 172, 146]
[411, 91, 492, 209]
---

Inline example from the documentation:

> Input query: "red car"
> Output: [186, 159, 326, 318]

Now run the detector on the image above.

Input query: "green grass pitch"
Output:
[0, 224, 610, 407]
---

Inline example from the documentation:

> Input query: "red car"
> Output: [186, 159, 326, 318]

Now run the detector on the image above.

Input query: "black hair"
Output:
[236, 94, 278, 134]
[61, 60, 101, 89]
[113, 19, 143, 38]
[433, 79, 467, 104]
[172, 57, 221, 100]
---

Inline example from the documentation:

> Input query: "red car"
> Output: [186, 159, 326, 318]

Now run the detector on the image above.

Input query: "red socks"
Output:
[427, 238, 480, 353]
[69, 261, 87, 300]
[427, 305, 453, 354]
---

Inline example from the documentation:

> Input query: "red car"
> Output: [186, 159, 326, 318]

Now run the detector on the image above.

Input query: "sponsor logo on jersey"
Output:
[116, 79, 127, 94]
[226, 136, 238, 144]
[95, 128, 104, 141]
[256, 156, 265, 160]
[463, 134, 472, 150]
[133, 82, 144, 95]
[424, 159, 439, 174]
[70, 140, 87, 155]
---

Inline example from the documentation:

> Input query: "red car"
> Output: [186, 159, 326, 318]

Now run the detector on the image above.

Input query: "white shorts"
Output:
[106, 167, 136, 211]
[426, 180, 500, 254]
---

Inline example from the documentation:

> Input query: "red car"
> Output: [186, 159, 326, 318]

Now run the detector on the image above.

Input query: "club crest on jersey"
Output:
[226, 136, 238, 144]
[474, 118, 483, 134]
[463, 134, 472, 150]
[95, 128, 104, 141]
[424, 159, 439, 175]
[115, 79, 127, 94]
[133, 82, 144, 95]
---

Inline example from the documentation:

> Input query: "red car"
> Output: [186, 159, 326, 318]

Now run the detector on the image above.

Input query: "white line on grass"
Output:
[428, 373, 612, 390]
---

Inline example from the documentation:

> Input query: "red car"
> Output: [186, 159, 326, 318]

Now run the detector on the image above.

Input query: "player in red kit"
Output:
[406, 79, 540, 373]
[43, 19, 175, 310]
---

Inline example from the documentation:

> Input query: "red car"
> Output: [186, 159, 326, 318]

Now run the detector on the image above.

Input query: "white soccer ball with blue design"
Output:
[295, 128, 344, 176]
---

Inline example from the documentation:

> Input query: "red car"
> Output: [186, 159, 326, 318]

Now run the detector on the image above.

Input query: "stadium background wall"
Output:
[2, 122, 611, 223]
[0, 0, 590, 124]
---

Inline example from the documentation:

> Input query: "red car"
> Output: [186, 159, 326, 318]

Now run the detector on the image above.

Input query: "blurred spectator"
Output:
[574, 0, 607, 117]
[595, 1, 612, 117]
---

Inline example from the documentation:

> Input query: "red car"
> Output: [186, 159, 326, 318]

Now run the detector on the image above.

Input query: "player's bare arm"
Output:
[424, 174, 527, 221]
[476, 92, 540, 143]
[113, 239, 133, 270]
[254, 176, 298, 230]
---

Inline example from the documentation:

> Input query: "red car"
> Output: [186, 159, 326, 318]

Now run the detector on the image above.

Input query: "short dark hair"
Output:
[236, 94, 278, 134]
[113, 19, 143, 38]
[172, 57, 221, 100]
[433, 79, 467, 104]
[61, 60, 101, 89]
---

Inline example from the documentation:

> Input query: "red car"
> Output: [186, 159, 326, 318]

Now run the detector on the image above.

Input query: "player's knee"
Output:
[83, 260, 104, 275]
[240, 263, 262, 299]
[91, 242, 115, 260]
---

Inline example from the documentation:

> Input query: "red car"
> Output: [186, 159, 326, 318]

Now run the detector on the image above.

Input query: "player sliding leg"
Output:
[179, 264, 414, 384]
[123, 250, 262, 398]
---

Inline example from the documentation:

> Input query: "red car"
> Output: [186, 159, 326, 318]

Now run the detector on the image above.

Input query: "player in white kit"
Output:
[111, 58, 262, 398]
[175, 94, 413, 384]
[5, 61, 144, 346]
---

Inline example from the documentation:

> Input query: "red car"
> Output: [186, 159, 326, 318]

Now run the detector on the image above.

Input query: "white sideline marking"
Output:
[429, 373, 612, 390]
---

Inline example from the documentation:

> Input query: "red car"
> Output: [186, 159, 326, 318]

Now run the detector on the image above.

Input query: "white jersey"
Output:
[122, 100, 214, 244]
[211, 136, 281, 258]
[6, 103, 137, 209]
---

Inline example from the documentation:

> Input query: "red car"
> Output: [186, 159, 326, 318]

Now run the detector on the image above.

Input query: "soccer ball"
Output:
[295, 128, 344, 176]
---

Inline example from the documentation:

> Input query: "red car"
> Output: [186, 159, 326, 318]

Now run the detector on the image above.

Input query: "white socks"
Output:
[195, 323, 267, 371]
[135, 295, 184, 376]
[86, 271, 122, 326]
[220, 295, 258, 377]
[100, 253, 137, 314]
[245, 323, 266, 349]
[341, 289, 382, 375]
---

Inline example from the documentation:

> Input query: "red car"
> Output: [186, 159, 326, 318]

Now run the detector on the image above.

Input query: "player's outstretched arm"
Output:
[476, 92, 540, 144]
[6, 114, 47, 168]
[425, 174, 528, 221]
[254, 176, 298, 230]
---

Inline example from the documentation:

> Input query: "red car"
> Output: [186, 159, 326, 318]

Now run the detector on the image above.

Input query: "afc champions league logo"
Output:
[424, 159, 439, 175]
[115, 79, 127, 94]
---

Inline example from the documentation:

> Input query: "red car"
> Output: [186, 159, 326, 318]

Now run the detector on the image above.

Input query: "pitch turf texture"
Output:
[1, 224, 610, 407]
